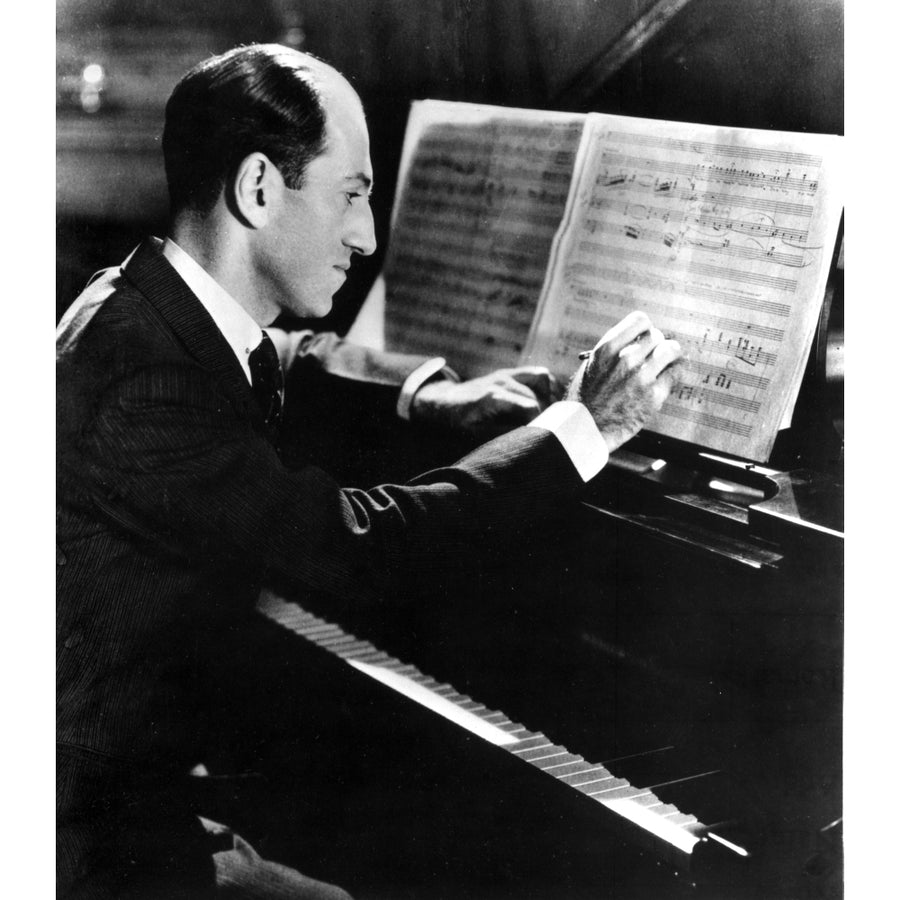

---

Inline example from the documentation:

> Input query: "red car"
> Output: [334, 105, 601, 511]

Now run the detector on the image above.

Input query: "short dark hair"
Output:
[162, 44, 329, 215]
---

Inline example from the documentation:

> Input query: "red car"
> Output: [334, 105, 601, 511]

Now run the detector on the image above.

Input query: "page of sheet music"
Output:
[525, 113, 843, 461]
[381, 101, 585, 376]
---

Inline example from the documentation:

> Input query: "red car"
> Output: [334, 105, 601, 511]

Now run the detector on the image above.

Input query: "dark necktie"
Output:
[248, 331, 284, 432]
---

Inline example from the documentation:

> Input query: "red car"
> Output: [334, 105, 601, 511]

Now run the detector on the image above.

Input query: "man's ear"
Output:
[232, 152, 282, 229]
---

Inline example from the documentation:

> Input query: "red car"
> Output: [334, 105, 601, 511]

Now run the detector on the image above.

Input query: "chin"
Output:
[313, 296, 336, 318]
[284, 293, 333, 321]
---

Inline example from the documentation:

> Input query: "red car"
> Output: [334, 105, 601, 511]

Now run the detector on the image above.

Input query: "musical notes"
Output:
[372, 101, 842, 461]
[525, 112, 843, 461]
[382, 102, 584, 373]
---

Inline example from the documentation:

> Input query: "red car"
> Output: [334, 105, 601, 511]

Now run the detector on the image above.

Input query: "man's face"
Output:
[257, 80, 376, 320]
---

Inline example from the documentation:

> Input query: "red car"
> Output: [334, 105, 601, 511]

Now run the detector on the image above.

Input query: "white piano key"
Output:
[295, 622, 341, 636]
[346, 659, 520, 746]
[337, 646, 381, 659]
[559, 765, 614, 786]
[584, 779, 638, 798]
[630, 793, 664, 809]
[330, 642, 375, 657]
[510, 736, 553, 752]
[256, 594, 710, 862]
[601, 797, 701, 855]
[514, 745, 565, 761]
[665, 813, 699, 827]
[316, 634, 363, 648]
[534, 752, 584, 770]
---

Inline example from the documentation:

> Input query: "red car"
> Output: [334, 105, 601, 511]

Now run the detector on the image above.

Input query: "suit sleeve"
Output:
[271, 329, 432, 414]
[272, 329, 455, 478]
[75, 356, 585, 605]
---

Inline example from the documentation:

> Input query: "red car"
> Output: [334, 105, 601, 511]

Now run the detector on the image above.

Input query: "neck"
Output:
[169, 210, 279, 327]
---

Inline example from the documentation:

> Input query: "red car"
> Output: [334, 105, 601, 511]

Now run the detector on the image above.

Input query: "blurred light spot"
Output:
[80, 85, 101, 114]
[285, 26, 306, 47]
[82, 64, 104, 85]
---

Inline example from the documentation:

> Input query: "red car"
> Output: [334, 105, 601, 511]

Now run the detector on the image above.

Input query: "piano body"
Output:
[245, 234, 844, 900]
[223, 3, 845, 897]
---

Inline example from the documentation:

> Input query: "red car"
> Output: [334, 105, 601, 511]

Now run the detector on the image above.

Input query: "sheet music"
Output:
[525, 113, 843, 461]
[381, 101, 584, 376]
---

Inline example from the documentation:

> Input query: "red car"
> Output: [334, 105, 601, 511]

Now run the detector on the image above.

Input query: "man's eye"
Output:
[345, 192, 361, 205]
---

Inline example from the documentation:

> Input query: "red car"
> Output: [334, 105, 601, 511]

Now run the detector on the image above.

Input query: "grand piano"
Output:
[215, 3, 845, 897]
[238, 211, 844, 899]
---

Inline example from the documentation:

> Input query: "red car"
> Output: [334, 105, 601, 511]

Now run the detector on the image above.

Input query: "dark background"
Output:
[56, 0, 843, 329]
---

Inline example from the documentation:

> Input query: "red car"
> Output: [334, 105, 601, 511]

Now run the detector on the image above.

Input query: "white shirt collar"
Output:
[162, 237, 263, 384]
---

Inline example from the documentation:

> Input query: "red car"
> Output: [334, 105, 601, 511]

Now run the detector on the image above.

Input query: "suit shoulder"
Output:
[57, 268, 185, 371]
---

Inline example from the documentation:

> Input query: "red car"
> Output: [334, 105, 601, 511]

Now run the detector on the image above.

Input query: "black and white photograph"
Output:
[51, 2, 852, 897]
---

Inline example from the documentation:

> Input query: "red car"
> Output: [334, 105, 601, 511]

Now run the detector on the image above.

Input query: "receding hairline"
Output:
[163, 44, 368, 212]
[266, 46, 363, 111]
[306, 60, 370, 177]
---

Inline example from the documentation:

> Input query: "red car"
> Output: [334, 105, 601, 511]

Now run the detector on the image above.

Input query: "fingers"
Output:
[617, 325, 666, 368]
[502, 366, 561, 404]
[410, 375, 543, 434]
[644, 336, 683, 379]
[591, 312, 683, 382]
[473, 373, 544, 416]
[478, 387, 541, 427]
[593, 310, 652, 357]
[493, 376, 539, 402]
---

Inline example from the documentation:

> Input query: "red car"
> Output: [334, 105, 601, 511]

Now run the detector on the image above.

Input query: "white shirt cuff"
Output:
[526, 401, 609, 482]
[397, 357, 460, 420]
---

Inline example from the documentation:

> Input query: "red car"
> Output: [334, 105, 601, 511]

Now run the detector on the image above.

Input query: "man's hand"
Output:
[566, 311, 684, 453]
[410, 366, 562, 438]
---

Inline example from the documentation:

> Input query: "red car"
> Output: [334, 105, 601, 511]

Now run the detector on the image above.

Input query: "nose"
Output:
[344, 199, 376, 257]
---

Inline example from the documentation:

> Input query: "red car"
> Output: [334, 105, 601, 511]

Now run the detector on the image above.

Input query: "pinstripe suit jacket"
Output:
[56, 238, 584, 896]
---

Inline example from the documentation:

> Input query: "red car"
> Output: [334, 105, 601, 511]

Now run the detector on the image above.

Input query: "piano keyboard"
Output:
[256, 589, 749, 871]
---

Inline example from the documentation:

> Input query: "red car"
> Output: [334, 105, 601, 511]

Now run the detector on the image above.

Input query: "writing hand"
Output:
[566, 311, 684, 452]
[410, 366, 562, 438]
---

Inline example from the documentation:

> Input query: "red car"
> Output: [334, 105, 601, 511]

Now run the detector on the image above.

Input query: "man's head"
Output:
[163, 44, 329, 216]
[164, 44, 376, 322]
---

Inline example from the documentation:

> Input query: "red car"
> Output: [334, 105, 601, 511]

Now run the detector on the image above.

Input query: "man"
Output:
[57, 44, 682, 898]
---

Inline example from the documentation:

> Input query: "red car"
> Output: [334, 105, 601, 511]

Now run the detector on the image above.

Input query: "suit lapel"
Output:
[121, 238, 262, 426]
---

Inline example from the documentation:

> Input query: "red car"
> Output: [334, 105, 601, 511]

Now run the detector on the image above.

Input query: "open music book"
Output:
[348, 101, 844, 462]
